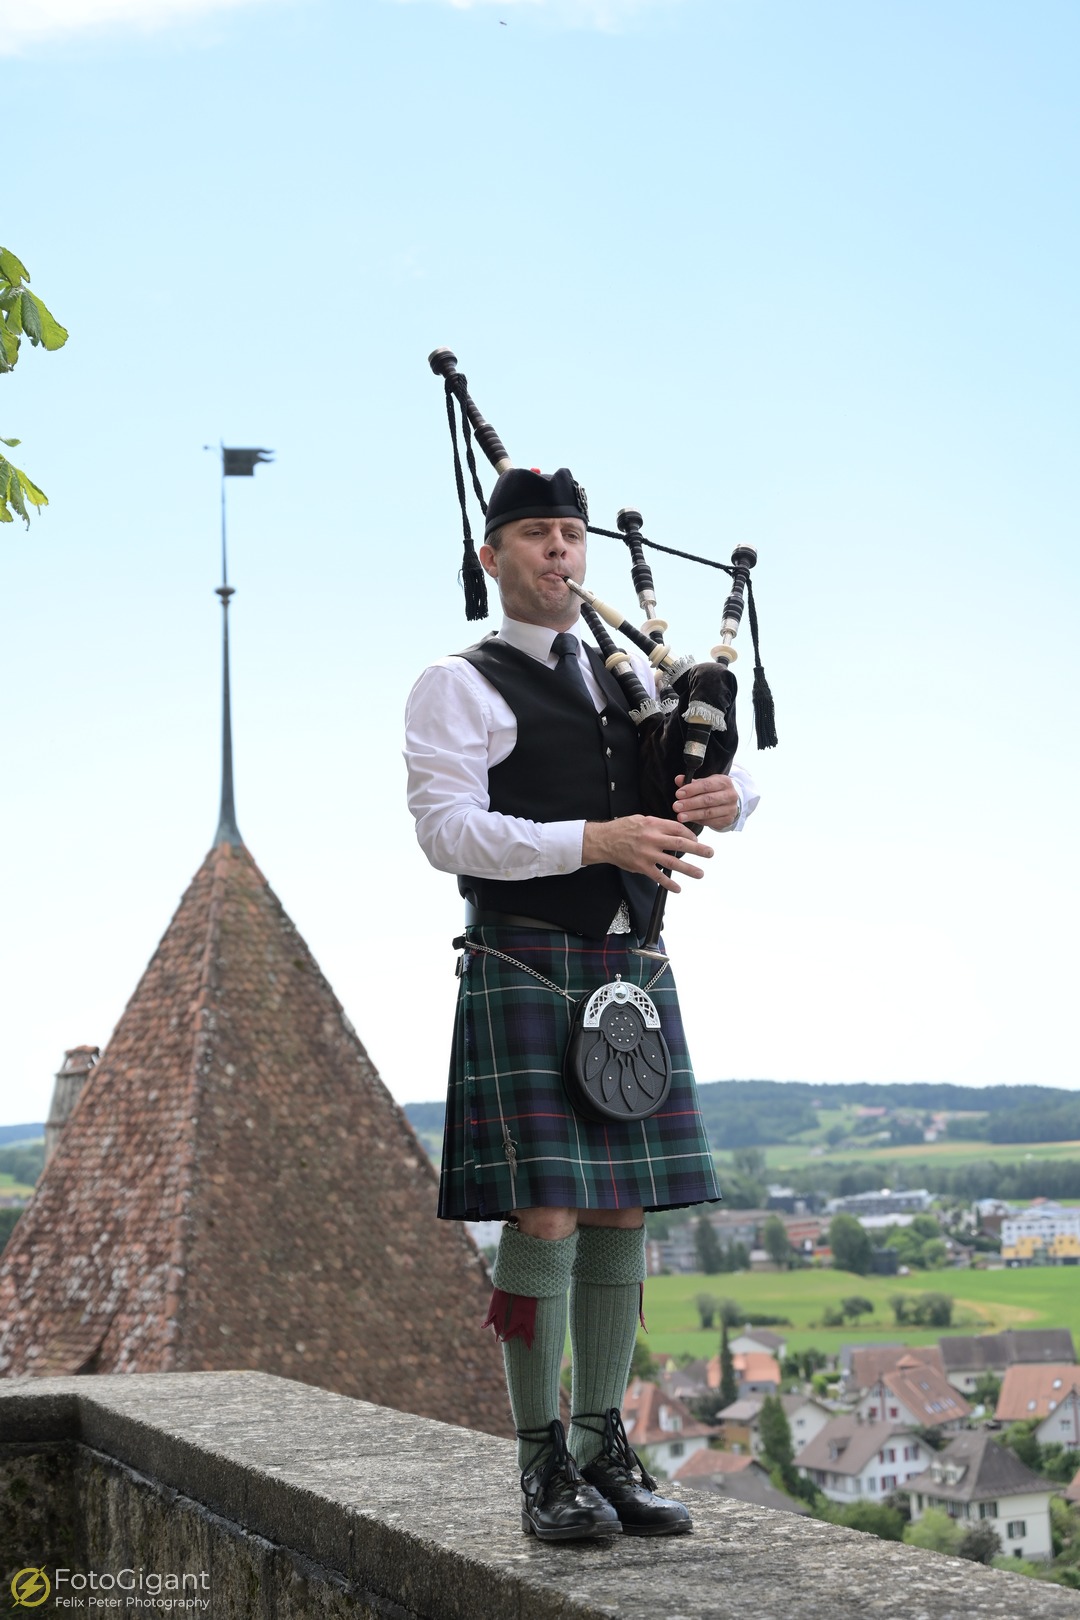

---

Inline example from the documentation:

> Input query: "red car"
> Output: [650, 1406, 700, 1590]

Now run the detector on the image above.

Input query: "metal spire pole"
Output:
[213, 442, 241, 846]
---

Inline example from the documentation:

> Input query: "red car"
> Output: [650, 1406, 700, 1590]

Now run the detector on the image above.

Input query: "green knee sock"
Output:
[568, 1224, 647, 1468]
[488, 1226, 578, 1471]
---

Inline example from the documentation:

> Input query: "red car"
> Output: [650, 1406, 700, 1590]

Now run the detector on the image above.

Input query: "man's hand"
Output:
[581, 816, 713, 893]
[673, 773, 741, 831]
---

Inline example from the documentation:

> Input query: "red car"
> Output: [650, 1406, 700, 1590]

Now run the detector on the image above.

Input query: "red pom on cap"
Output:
[530, 466, 542, 473]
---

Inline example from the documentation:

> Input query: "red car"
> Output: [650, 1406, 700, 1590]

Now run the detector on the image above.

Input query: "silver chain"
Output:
[461, 938, 669, 998]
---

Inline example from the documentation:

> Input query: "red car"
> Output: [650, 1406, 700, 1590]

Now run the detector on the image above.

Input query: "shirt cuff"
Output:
[717, 789, 743, 834]
[539, 820, 587, 874]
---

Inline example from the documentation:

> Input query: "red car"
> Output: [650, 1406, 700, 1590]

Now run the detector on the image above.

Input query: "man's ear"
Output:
[479, 543, 499, 579]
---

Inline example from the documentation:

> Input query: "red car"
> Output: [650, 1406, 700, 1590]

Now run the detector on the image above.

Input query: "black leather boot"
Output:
[575, 1408, 692, 1536]
[518, 1420, 622, 1541]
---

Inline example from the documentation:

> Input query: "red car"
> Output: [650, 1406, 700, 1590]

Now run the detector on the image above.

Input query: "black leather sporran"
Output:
[563, 977, 673, 1124]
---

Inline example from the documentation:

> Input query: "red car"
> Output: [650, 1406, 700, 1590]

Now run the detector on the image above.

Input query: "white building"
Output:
[905, 1431, 1056, 1562]
[1001, 1201, 1080, 1250]
[621, 1378, 716, 1477]
[856, 1356, 971, 1432]
[995, 1364, 1080, 1447]
[796, 1415, 928, 1505]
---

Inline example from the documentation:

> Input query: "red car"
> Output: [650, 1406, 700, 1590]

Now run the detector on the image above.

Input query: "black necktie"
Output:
[550, 632, 593, 709]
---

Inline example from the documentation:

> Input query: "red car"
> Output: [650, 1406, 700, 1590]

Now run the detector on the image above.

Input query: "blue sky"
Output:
[3, 0, 1078, 1127]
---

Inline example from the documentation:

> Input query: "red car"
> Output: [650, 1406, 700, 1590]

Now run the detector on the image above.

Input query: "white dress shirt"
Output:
[404, 613, 760, 881]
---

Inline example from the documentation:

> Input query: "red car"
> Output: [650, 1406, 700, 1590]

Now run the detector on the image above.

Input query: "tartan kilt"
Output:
[437, 924, 723, 1221]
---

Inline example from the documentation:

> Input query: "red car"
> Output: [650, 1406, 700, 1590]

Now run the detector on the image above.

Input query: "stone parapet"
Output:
[2, 1371, 1078, 1619]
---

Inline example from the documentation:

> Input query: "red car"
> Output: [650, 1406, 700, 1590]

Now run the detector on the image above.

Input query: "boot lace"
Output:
[571, 1406, 658, 1491]
[517, 1420, 583, 1498]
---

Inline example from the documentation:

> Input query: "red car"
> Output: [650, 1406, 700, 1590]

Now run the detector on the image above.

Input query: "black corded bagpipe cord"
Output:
[442, 373, 490, 621]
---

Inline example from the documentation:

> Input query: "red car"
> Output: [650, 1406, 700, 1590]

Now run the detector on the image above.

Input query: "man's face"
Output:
[479, 516, 586, 630]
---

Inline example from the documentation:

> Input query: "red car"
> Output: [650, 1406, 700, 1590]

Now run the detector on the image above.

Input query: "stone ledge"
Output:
[2, 1372, 1078, 1619]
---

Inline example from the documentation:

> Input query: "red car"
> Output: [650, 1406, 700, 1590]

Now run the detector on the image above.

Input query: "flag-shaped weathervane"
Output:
[223, 447, 274, 477]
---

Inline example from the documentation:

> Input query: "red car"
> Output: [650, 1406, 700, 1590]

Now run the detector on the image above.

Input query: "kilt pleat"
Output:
[437, 925, 723, 1221]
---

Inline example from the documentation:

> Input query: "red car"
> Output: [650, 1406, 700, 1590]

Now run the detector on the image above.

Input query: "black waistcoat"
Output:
[454, 635, 657, 936]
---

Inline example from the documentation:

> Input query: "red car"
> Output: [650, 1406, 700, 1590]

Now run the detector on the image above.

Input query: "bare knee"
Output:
[577, 1207, 644, 1230]
[513, 1207, 578, 1240]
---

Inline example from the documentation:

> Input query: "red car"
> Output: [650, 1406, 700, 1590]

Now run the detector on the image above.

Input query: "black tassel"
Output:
[752, 663, 778, 749]
[462, 545, 489, 621]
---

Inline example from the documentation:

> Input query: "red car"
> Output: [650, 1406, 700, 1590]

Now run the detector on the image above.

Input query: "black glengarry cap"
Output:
[484, 467, 588, 538]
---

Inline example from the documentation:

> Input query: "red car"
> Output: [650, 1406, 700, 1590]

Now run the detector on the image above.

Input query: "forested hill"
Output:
[693, 1079, 1080, 1149]
[404, 1079, 1080, 1154]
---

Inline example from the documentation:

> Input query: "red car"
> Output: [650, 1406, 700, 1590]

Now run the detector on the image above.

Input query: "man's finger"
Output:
[662, 855, 705, 879]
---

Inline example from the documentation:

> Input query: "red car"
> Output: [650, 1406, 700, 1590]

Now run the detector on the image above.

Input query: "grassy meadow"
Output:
[0, 1171, 35, 1197]
[638, 1266, 1080, 1360]
[761, 1137, 1080, 1173]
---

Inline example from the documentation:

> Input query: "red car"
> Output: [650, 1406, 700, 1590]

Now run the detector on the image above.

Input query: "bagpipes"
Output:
[428, 347, 777, 963]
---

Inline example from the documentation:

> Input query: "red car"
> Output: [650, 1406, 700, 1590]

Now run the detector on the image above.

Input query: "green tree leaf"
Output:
[19, 291, 43, 345]
[0, 247, 29, 284]
[21, 291, 67, 351]
[1, 244, 65, 523]
[0, 451, 48, 525]
[2, 295, 24, 338]
[1, 457, 28, 522]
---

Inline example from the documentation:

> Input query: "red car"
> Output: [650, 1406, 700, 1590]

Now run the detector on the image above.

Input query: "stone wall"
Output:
[2, 1371, 1078, 1619]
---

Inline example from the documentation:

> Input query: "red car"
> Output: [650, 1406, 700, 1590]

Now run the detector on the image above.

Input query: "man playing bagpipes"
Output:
[405, 460, 761, 1543]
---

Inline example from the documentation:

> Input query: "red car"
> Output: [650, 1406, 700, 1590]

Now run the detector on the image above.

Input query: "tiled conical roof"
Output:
[0, 840, 508, 1436]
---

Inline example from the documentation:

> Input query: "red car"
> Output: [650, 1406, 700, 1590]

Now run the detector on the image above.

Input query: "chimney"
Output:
[45, 1047, 99, 1167]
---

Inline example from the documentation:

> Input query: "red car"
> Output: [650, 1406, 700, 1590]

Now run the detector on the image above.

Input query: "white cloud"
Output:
[388, 0, 683, 29]
[0, 0, 275, 54]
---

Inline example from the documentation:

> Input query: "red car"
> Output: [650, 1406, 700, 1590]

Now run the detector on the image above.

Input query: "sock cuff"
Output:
[492, 1225, 578, 1297]
[572, 1223, 646, 1286]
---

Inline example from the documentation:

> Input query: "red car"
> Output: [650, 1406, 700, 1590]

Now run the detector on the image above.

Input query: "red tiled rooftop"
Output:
[0, 840, 508, 1437]
[996, 1365, 1080, 1422]
[674, 1448, 756, 1478]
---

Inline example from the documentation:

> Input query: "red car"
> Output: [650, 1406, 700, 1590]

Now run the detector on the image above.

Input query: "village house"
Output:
[795, 1414, 928, 1504]
[712, 1397, 762, 1454]
[714, 1393, 832, 1458]
[729, 1327, 787, 1360]
[995, 1364, 1080, 1447]
[856, 1355, 971, 1432]
[843, 1342, 944, 1398]
[673, 1449, 810, 1515]
[905, 1431, 1057, 1562]
[939, 1329, 1077, 1395]
[734, 1351, 781, 1395]
[703, 1348, 781, 1396]
[621, 1379, 716, 1477]
[781, 1393, 834, 1455]
[657, 1356, 711, 1404]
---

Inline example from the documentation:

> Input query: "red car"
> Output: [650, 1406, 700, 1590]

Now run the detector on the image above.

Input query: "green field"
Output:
[762, 1138, 1080, 1173]
[0, 1172, 34, 1197]
[637, 1266, 1080, 1360]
